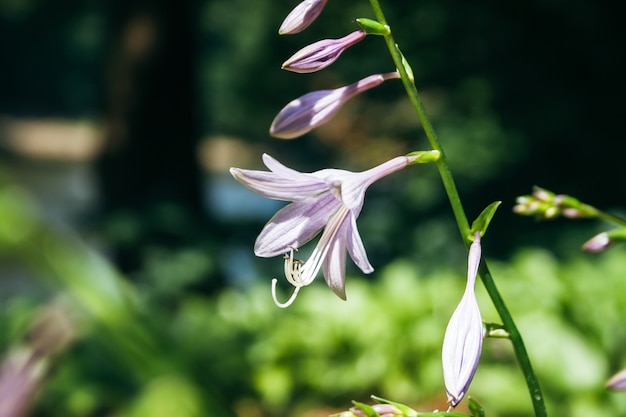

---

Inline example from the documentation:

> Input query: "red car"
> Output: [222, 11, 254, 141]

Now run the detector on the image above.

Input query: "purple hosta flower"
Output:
[279, 0, 328, 35]
[270, 72, 400, 139]
[442, 233, 484, 408]
[230, 153, 416, 307]
[282, 30, 366, 73]
[607, 368, 626, 390]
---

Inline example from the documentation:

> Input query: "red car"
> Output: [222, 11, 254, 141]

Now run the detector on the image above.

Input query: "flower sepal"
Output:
[406, 150, 440, 164]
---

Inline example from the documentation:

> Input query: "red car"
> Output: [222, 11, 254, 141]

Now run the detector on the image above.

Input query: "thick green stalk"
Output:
[368, 1, 547, 416]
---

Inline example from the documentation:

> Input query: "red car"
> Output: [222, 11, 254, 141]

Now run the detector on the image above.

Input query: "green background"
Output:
[0, 0, 625, 416]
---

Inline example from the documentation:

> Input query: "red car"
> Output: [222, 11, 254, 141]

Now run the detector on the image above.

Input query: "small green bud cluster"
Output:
[513, 186, 597, 219]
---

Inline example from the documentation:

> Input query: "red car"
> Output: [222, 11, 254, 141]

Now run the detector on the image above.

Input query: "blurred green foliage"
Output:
[3, 182, 626, 416]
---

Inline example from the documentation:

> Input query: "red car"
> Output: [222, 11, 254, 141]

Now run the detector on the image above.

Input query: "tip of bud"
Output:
[607, 369, 626, 390]
[278, 0, 327, 35]
[583, 232, 611, 253]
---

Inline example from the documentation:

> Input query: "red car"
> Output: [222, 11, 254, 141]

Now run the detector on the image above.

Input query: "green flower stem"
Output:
[368, 1, 547, 416]
[591, 206, 626, 227]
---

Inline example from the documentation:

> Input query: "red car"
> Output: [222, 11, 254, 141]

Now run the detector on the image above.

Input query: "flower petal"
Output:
[230, 164, 328, 201]
[339, 156, 413, 210]
[346, 212, 373, 273]
[322, 217, 349, 299]
[261, 153, 307, 178]
[254, 193, 340, 257]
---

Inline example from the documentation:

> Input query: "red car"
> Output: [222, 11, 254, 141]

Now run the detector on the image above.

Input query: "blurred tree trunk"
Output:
[98, 0, 200, 213]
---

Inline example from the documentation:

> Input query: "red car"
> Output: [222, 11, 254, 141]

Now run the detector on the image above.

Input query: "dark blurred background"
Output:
[1, 0, 625, 416]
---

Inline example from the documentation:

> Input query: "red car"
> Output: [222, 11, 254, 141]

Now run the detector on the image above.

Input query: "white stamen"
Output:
[283, 247, 305, 286]
[272, 246, 306, 308]
[271, 278, 302, 308]
[271, 206, 350, 308]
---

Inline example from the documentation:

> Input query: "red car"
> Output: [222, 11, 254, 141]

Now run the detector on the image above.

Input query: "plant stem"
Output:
[591, 206, 626, 227]
[368, 1, 547, 416]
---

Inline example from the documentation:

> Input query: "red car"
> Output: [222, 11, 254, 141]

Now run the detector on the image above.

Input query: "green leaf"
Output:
[352, 401, 379, 417]
[468, 396, 485, 417]
[394, 45, 414, 82]
[470, 201, 502, 239]
[370, 396, 418, 417]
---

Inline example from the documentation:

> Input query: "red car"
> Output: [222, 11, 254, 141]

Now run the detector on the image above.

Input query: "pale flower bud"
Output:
[442, 234, 484, 408]
[282, 30, 366, 73]
[607, 368, 626, 390]
[350, 404, 402, 417]
[583, 232, 611, 253]
[279, 0, 328, 35]
[270, 72, 400, 139]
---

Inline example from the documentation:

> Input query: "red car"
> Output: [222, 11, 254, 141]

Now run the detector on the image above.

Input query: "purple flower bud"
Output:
[532, 187, 554, 202]
[282, 30, 366, 73]
[279, 0, 328, 35]
[350, 404, 402, 417]
[607, 368, 626, 390]
[270, 72, 400, 139]
[583, 232, 611, 253]
[442, 234, 484, 408]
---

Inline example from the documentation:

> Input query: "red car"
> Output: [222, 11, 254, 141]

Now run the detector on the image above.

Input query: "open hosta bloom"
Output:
[442, 233, 484, 408]
[279, 0, 328, 35]
[230, 153, 416, 307]
[270, 72, 400, 139]
[282, 30, 366, 73]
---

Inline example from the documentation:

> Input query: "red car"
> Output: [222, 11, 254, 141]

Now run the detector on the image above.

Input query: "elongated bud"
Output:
[270, 72, 400, 139]
[279, 0, 328, 35]
[355, 18, 390, 36]
[583, 232, 611, 253]
[282, 30, 366, 73]
[607, 368, 626, 390]
[348, 403, 402, 417]
[442, 233, 484, 408]
[583, 227, 626, 253]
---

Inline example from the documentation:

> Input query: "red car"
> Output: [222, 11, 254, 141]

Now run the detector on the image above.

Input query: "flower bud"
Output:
[532, 187, 554, 202]
[442, 234, 484, 408]
[355, 18, 390, 36]
[607, 368, 626, 390]
[270, 72, 400, 139]
[279, 0, 328, 35]
[282, 30, 366, 73]
[583, 227, 626, 253]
